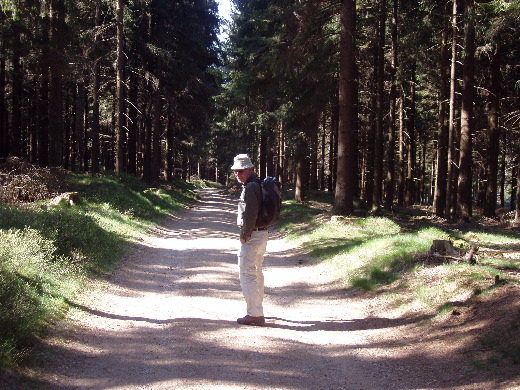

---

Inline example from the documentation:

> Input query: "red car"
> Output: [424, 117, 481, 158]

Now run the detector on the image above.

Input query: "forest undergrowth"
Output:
[0, 158, 198, 370]
[279, 190, 520, 374]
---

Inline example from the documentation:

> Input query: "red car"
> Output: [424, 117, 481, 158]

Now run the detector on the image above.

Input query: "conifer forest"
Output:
[0, 0, 519, 220]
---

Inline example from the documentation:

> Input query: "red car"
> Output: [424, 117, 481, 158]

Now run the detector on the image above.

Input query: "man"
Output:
[231, 154, 268, 326]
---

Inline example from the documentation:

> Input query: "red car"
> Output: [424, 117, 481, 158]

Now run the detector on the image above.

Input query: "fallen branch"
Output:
[464, 245, 479, 265]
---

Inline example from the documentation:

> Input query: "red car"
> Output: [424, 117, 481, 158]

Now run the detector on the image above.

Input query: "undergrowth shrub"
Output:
[0, 228, 79, 367]
[0, 171, 197, 369]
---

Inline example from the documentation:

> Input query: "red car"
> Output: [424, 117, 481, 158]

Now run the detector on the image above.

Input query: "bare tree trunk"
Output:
[126, 68, 138, 175]
[75, 82, 86, 172]
[115, 0, 125, 173]
[372, 0, 386, 212]
[405, 63, 416, 206]
[499, 141, 505, 208]
[334, 0, 356, 215]
[91, 3, 102, 173]
[384, 0, 398, 210]
[310, 127, 319, 190]
[0, 42, 8, 158]
[295, 135, 308, 203]
[484, 43, 500, 218]
[165, 105, 174, 181]
[151, 74, 162, 182]
[11, 24, 22, 157]
[83, 76, 89, 172]
[446, 0, 459, 218]
[434, 4, 450, 217]
[515, 154, 520, 222]
[456, 0, 475, 222]
[49, 0, 66, 166]
[259, 126, 267, 178]
[512, 156, 518, 213]
[397, 86, 405, 205]
[320, 113, 326, 190]
[277, 121, 284, 186]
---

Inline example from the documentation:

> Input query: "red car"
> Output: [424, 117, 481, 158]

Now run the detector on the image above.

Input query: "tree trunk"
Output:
[277, 120, 284, 186]
[483, 44, 500, 218]
[456, 0, 475, 222]
[372, 0, 386, 212]
[446, 0, 459, 218]
[511, 153, 520, 222]
[75, 82, 86, 172]
[397, 87, 405, 205]
[434, 6, 450, 217]
[499, 141, 505, 208]
[11, 25, 22, 157]
[49, 0, 66, 166]
[295, 135, 308, 203]
[384, 0, 398, 210]
[142, 115, 153, 182]
[65, 89, 72, 170]
[333, 0, 356, 215]
[165, 105, 174, 181]
[126, 68, 138, 175]
[91, 3, 102, 173]
[405, 63, 416, 206]
[512, 157, 518, 213]
[259, 126, 267, 178]
[320, 114, 326, 190]
[151, 75, 163, 182]
[310, 127, 319, 190]
[115, 0, 125, 173]
[0, 42, 8, 158]
[328, 101, 338, 193]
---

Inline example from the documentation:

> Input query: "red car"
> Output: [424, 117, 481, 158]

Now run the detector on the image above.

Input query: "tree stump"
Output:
[430, 240, 460, 257]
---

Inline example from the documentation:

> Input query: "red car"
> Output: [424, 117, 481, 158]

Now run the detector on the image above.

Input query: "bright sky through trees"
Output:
[217, 0, 232, 40]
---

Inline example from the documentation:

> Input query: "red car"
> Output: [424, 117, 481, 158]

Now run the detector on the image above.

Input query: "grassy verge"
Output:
[0, 172, 198, 369]
[279, 193, 520, 368]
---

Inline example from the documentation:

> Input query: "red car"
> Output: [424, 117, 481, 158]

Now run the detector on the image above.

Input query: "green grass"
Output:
[0, 172, 197, 368]
[280, 193, 520, 302]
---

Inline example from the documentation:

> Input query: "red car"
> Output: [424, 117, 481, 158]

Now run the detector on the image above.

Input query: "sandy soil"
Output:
[19, 189, 520, 389]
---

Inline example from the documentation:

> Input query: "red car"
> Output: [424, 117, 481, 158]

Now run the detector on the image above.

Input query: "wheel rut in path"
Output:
[37, 188, 510, 390]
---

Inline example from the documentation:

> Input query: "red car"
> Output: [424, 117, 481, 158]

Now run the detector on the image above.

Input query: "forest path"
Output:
[37, 188, 510, 390]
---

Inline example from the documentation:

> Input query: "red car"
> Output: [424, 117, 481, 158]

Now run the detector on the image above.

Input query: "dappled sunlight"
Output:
[36, 188, 519, 390]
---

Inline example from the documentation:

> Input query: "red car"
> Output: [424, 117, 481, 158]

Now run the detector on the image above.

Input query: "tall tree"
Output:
[434, 3, 451, 217]
[114, 0, 125, 173]
[483, 43, 500, 217]
[48, 0, 67, 166]
[456, 0, 476, 222]
[334, 0, 356, 215]
[372, 0, 386, 211]
[445, 0, 459, 218]
[384, 0, 398, 210]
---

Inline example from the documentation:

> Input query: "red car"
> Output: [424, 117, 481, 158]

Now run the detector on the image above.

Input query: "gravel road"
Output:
[36, 188, 518, 390]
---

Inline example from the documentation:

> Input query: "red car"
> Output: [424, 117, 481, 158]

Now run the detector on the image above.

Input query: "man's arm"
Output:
[240, 182, 261, 242]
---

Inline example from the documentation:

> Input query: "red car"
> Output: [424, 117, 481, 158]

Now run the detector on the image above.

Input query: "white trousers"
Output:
[238, 229, 268, 317]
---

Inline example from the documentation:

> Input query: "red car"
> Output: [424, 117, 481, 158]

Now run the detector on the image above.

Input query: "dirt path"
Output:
[35, 189, 517, 390]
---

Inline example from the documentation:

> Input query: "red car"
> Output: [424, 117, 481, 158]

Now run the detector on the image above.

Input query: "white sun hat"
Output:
[231, 154, 254, 170]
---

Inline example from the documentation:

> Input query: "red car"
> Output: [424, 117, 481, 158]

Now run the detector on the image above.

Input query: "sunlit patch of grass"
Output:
[398, 263, 502, 313]
[0, 172, 198, 369]
[332, 232, 433, 289]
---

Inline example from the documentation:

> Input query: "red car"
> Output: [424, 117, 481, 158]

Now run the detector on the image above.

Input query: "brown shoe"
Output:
[237, 315, 266, 326]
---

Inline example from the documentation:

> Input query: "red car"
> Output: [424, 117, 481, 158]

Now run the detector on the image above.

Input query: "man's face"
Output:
[234, 167, 253, 184]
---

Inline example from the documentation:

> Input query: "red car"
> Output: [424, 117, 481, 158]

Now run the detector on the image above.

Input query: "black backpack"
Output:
[255, 176, 282, 228]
